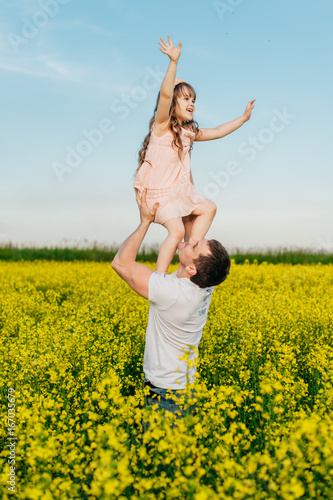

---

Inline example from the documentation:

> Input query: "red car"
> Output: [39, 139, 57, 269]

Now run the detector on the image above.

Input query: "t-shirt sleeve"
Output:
[148, 272, 179, 309]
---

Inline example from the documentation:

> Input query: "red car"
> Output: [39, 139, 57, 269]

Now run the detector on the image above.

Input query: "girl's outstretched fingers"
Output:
[244, 99, 256, 121]
[158, 35, 182, 62]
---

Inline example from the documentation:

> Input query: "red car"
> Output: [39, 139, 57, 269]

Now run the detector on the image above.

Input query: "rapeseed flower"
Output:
[0, 261, 332, 498]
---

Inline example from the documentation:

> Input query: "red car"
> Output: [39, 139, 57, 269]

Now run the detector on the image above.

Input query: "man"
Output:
[111, 189, 230, 416]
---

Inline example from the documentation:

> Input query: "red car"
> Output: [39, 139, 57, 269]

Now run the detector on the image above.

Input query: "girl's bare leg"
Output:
[182, 214, 196, 242]
[156, 217, 185, 273]
[185, 200, 217, 241]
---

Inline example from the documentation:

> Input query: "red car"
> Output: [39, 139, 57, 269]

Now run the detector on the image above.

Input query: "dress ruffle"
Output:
[134, 127, 206, 225]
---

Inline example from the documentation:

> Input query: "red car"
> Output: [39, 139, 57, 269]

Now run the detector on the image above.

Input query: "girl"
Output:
[134, 35, 255, 273]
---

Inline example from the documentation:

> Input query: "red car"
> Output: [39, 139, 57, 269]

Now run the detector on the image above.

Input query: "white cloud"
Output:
[71, 19, 114, 38]
[0, 59, 63, 79]
[0, 51, 134, 95]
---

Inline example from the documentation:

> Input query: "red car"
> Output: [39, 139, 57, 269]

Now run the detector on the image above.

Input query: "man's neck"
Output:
[176, 263, 191, 280]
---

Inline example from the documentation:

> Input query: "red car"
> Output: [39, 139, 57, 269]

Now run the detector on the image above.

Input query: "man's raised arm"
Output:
[111, 190, 159, 299]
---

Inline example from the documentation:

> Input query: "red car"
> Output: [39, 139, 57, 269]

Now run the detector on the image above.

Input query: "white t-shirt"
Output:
[143, 271, 214, 390]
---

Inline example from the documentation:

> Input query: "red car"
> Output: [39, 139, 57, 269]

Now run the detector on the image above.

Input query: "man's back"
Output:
[143, 271, 214, 389]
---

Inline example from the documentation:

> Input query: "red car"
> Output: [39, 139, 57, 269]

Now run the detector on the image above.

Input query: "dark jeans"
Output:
[143, 378, 196, 419]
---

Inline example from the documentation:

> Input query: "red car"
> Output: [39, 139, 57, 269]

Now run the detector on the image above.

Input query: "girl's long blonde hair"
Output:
[137, 83, 200, 171]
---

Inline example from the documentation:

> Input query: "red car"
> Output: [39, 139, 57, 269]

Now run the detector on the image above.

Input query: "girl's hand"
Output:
[243, 99, 256, 121]
[159, 35, 182, 63]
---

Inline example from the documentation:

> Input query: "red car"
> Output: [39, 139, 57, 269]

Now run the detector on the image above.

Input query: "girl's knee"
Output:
[164, 219, 185, 242]
[207, 200, 217, 217]
[173, 224, 185, 242]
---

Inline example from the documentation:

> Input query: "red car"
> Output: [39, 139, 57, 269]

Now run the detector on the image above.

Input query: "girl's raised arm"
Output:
[153, 35, 182, 137]
[195, 99, 256, 141]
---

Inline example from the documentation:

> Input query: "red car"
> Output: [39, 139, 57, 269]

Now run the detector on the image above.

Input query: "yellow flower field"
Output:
[1, 260, 333, 499]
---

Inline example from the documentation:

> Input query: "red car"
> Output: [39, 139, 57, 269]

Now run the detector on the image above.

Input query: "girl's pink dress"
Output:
[134, 127, 206, 224]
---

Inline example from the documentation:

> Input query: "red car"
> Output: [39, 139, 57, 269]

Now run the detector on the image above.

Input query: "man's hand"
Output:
[136, 188, 159, 224]
[112, 187, 158, 299]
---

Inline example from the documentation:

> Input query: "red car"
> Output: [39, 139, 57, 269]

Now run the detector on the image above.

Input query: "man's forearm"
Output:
[112, 219, 151, 268]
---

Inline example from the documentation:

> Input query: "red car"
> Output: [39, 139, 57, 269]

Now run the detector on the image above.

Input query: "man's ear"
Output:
[185, 264, 197, 277]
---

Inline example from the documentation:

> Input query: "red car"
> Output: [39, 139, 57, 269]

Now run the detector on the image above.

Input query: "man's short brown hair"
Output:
[190, 239, 230, 288]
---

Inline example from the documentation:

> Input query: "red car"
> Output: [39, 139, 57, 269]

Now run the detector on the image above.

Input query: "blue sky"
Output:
[1, 0, 332, 251]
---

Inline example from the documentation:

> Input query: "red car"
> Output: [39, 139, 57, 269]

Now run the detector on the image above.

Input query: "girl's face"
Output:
[174, 92, 196, 123]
